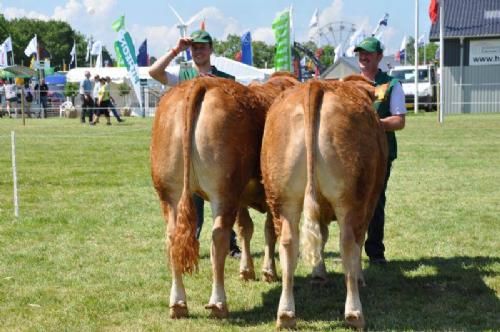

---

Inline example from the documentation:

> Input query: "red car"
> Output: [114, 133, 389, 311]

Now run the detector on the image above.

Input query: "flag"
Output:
[24, 35, 38, 57]
[95, 51, 102, 68]
[90, 40, 102, 55]
[0, 43, 8, 66]
[417, 34, 426, 47]
[240, 31, 253, 66]
[429, 0, 439, 24]
[86, 38, 92, 62]
[334, 43, 344, 63]
[137, 39, 149, 66]
[234, 51, 242, 62]
[201, 19, 206, 31]
[272, 8, 291, 71]
[70, 41, 76, 68]
[113, 15, 143, 114]
[372, 13, 389, 37]
[112, 15, 125, 32]
[3, 36, 12, 52]
[396, 35, 407, 62]
[345, 26, 365, 57]
[309, 8, 319, 29]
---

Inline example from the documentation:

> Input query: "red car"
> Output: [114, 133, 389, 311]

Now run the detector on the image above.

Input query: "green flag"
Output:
[112, 15, 125, 32]
[272, 9, 291, 72]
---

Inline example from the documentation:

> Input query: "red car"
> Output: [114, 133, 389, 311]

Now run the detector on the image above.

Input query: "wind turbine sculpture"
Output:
[168, 4, 202, 60]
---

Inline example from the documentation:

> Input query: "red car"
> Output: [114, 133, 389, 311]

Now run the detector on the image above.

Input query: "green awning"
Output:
[1, 65, 37, 78]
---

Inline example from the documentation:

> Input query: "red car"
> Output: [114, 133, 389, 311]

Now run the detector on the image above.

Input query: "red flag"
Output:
[201, 19, 206, 31]
[234, 51, 242, 62]
[429, 0, 439, 24]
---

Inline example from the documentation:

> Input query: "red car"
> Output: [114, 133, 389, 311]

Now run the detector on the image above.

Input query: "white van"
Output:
[389, 65, 437, 111]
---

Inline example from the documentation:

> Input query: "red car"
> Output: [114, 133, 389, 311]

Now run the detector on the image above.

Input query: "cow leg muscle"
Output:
[311, 221, 329, 284]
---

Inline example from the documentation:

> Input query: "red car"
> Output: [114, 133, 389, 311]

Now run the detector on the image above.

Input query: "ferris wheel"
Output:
[314, 21, 358, 47]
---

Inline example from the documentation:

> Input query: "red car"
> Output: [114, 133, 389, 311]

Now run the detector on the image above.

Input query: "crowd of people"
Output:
[0, 78, 46, 118]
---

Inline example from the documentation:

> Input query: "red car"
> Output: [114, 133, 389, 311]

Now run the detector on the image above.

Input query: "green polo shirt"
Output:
[179, 64, 235, 82]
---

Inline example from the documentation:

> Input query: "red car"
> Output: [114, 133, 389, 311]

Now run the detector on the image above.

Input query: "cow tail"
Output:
[171, 81, 206, 274]
[301, 81, 324, 266]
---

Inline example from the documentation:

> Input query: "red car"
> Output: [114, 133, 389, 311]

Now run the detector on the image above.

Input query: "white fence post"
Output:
[11, 131, 19, 218]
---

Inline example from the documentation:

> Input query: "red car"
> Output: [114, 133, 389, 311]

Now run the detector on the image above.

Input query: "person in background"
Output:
[149, 29, 241, 258]
[79, 71, 94, 123]
[24, 82, 33, 117]
[105, 76, 124, 123]
[34, 79, 49, 118]
[91, 77, 111, 125]
[5, 79, 17, 118]
[354, 36, 407, 265]
[92, 75, 101, 123]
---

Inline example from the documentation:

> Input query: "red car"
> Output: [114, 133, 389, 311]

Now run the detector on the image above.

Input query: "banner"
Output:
[240, 31, 253, 66]
[0, 42, 8, 66]
[70, 41, 77, 68]
[113, 16, 143, 113]
[429, 0, 439, 24]
[470, 39, 500, 66]
[137, 39, 149, 67]
[272, 8, 291, 71]
[114, 41, 125, 67]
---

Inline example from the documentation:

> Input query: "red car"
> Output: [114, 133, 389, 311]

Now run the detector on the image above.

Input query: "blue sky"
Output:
[0, 0, 433, 61]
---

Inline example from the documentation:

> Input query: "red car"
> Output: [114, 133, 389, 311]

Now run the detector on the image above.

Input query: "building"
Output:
[429, 0, 500, 114]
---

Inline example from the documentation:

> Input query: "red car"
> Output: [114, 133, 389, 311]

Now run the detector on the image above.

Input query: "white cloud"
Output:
[83, 0, 116, 16]
[253, 27, 275, 44]
[52, 0, 84, 22]
[1, 5, 49, 20]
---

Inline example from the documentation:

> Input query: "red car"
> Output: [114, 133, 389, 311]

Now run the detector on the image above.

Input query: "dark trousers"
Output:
[194, 194, 238, 247]
[365, 160, 392, 259]
[80, 95, 94, 122]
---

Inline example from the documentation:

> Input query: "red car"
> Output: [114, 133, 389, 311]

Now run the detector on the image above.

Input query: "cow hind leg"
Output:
[338, 213, 365, 329]
[159, 199, 189, 318]
[205, 201, 238, 318]
[262, 212, 278, 282]
[311, 221, 329, 285]
[235, 208, 256, 281]
[275, 203, 301, 330]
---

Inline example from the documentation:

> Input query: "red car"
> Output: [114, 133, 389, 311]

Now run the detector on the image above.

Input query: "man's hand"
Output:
[175, 37, 193, 53]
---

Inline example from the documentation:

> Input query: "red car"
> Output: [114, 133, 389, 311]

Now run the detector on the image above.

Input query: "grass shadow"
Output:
[229, 255, 500, 330]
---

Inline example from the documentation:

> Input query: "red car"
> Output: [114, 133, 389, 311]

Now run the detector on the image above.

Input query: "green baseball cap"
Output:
[190, 30, 213, 44]
[354, 37, 384, 53]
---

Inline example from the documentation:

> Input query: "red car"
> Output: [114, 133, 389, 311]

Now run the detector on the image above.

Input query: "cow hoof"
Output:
[205, 302, 228, 318]
[169, 301, 188, 319]
[345, 310, 365, 329]
[276, 311, 296, 330]
[262, 269, 278, 283]
[240, 269, 256, 281]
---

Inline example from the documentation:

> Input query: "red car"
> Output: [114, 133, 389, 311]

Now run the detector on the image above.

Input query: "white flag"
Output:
[90, 40, 102, 55]
[95, 51, 102, 68]
[0, 43, 8, 66]
[334, 43, 344, 63]
[400, 35, 408, 52]
[309, 8, 319, 28]
[86, 38, 92, 62]
[3, 36, 12, 52]
[417, 34, 426, 47]
[70, 43, 76, 62]
[24, 35, 38, 57]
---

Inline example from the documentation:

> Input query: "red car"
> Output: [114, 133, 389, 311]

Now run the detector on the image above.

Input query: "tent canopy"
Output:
[0, 65, 37, 79]
[45, 73, 67, 85]
[66, 56, 270, 85]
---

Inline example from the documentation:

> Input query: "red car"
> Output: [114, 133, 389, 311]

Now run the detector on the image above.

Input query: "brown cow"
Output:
[150, 74, 297, 319]
[261, 76, 388, 329]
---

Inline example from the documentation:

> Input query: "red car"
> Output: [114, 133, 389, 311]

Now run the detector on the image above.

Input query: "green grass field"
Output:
[0, 113, 499, 331]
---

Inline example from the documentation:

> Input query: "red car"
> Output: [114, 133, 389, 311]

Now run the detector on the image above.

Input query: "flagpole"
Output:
[414, 0, 419, 114]
[439, 0, 444, 123]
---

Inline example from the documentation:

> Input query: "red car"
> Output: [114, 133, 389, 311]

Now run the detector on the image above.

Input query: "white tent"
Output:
[66, 56, 270, 85]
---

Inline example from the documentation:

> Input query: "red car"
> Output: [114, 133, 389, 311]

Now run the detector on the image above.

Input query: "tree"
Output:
[252, 41, 274, 68]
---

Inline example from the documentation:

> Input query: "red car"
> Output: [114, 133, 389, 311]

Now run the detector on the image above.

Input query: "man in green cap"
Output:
[149, 29, 234, 84]
[149, 30, 241, 258]
[354, 36, 406, 265]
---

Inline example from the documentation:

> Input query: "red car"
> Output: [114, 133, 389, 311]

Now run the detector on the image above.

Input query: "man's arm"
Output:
[383, 82, 406, 131]
[380, 114, 405, 131]
[149, 37, 192, 85]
